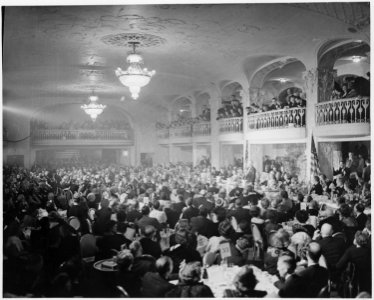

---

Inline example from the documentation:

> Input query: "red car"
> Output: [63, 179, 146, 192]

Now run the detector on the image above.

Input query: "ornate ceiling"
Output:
[2, 3, 370, 111]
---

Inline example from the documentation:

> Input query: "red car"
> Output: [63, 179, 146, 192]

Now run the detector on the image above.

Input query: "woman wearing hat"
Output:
[165, 261, 214, 297]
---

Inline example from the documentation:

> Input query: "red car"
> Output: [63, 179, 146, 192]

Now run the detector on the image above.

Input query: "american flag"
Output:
[310, 134, 321, 179]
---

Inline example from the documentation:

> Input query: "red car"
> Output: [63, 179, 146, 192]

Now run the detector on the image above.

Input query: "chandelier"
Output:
[115, 42, 156, 100]
[81, 94, 106, 121]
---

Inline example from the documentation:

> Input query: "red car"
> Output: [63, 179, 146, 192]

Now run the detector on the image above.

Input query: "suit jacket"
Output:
[141, 272, 174, 297]
[190, 216, 218, 238]
[296, 264, 329, 297]
[317, 236, 346, 270]
[356, 213, 368, 231]
[227, 207, 250, 224]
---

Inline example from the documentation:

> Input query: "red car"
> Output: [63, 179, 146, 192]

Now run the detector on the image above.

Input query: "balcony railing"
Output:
[192, 122, 211, 136]
[315, 97, 370, 125]
[169, 124, 192, 138]
[32, 129, 130, 141]
[219, 117, 243, 133]
[156, 128, 169, 139]
[248, 107, 306, 130]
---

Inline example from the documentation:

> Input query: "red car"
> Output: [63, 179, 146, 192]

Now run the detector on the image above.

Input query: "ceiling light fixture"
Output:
[115, 42, 156, 100]
[352, 56, 362, 63]
[81, 92, 106, 121]
[279, 78, 288, 83]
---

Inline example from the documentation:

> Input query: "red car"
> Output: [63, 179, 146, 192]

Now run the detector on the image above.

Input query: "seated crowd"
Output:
[217, 95, 243, 119]
[246, 91, 306, 115]
[155, 107, 211, 130]
[31, 119, 131, 131]
[331, 75, 370, 100]
[3, 160, 371, 298]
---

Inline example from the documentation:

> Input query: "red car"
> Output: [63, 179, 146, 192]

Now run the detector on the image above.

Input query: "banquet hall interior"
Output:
[2, 2, 371, 298]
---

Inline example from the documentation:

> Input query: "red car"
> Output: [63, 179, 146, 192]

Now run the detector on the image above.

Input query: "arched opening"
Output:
[171, 97, 192, 121]
[318, 40, 370, 102]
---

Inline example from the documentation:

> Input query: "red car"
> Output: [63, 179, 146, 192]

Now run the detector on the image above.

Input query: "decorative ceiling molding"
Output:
[101, 32, 166, 47]
[290, 3, 370, 32]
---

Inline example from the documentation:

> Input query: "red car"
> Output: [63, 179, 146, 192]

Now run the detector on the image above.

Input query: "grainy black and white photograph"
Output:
[2, 1, 372, 298]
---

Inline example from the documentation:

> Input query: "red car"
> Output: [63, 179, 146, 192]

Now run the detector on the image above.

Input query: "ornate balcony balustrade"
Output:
[248, 107, 306, 130]
[169, 124, 192, 138]
[315, 97, 370, 126]
[32, 129, 130, 141]
[156, 128, 169, 139]
[192, 122, 211, 136]
[219, 117, 243, 133]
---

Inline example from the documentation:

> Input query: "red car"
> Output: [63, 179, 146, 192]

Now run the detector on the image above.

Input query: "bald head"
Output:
[307, 242, 322, 263]
[321, 223, 333, 238]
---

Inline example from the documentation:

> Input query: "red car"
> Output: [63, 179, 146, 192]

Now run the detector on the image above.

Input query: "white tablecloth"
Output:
[202, 265, 279, 298]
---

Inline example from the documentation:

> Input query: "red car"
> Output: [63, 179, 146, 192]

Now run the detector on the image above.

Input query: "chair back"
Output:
[80, 233, 97, 260]
[203, 251, 218, 266]
[116, 286, 129, 297]
[318, 284, 330, 298]
[68, 216, 81, 231]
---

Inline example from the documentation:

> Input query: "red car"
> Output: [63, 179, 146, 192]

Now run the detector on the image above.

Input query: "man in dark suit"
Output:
[315, 223, 346, 283]
[181, 198, 199, 221]
[139, 225, 162, 259]
[136, 205, 161, 232]
[227, 198, 250, 224]
[141, 256, 175, 297]
[190, 207, 217, 238]
[354, 203, 368, 231]
[295, 242, 329, 297]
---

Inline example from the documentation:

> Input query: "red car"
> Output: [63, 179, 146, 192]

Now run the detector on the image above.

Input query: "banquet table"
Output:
[201, 265, 279, 298]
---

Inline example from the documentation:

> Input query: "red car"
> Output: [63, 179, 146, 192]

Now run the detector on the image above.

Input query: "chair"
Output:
[318, 284, 331, 297]
[116, 286, 129, 297]
[68, 216, 81, 232]
[203, 251, 218, 266]
[80, 233, 97, 263]
[249, 224, 264, 262]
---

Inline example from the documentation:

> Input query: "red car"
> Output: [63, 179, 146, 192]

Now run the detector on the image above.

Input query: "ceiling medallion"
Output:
[101, 33, 166, 48]
[115, 42, 155, 100]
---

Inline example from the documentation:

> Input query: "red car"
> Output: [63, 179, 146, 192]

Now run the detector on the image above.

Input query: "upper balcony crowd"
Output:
[31, 119, 131, 131]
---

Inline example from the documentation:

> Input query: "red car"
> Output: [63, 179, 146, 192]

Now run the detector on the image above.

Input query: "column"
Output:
[240, 85, 250, 168]
[208, 84, 221, 168]
[192, 143, 198, 167]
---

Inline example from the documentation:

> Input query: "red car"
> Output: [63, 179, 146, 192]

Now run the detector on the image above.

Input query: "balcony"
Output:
[219, 117, 243, 133]
[315, 97, 370, 138]
[192, 122, 211, 136]
[32, 129, 133, 147]
[156, 128, 169, 140]
[247, 108, 306, 141]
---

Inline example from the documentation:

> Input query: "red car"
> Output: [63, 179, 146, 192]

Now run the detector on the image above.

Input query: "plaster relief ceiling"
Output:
[2, 3, 370, 110]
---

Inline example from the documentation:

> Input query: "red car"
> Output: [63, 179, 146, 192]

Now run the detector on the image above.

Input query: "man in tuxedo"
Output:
[190, 207, 217, 238]
[315, 223, 346, 283]
[354, 203, 368, 231]
[296, 242, 329, 297]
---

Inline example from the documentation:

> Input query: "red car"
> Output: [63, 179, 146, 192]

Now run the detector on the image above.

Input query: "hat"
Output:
[215, 198, 224, 207]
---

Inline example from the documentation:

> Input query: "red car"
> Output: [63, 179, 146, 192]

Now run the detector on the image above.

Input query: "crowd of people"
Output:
[217, 96, 243, 119]
[31, 119, 131, 131]
[331, 75, 370, 100]
[3, 159, 371, 298]
[155, 107, 211, 130]
[246, 90, 306, 115]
